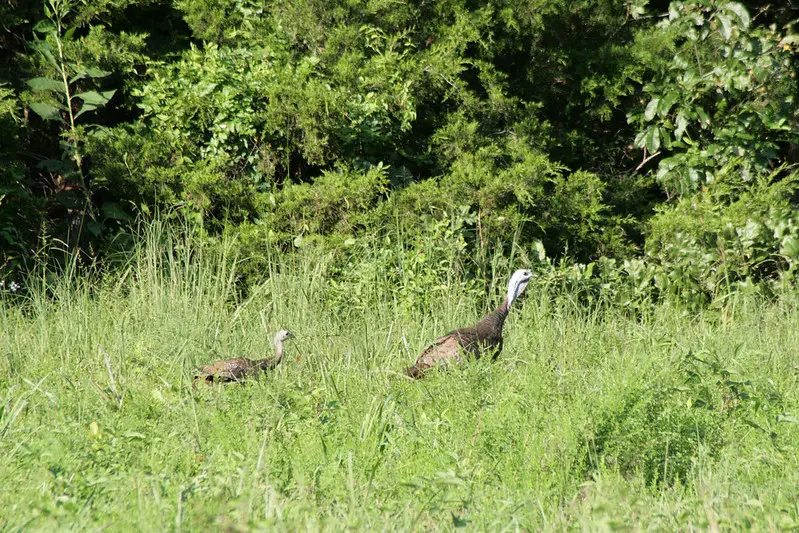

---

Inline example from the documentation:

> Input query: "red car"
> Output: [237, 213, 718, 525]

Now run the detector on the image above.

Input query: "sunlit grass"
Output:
[1, 224, 798, 531]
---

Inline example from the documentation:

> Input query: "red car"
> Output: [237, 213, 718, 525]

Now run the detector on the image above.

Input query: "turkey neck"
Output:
[254, 338, 285, 370]
[474, 299, 510, 337]
[274, 339, 285, 363]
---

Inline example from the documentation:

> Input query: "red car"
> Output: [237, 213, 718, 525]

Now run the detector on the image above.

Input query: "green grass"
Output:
[2, 228, 799, 531]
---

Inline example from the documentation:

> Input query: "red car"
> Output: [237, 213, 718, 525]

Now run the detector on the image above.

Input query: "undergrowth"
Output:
[1, 224, 798, 531]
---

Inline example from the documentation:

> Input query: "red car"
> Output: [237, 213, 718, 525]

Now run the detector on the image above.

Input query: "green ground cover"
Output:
[2, 230, 798, 531]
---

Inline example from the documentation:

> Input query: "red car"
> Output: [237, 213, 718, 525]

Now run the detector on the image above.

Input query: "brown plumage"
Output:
[404, 269, 532, 378]
[194, 329, 294, 384]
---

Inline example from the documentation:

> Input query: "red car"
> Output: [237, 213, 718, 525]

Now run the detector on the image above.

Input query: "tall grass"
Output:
[1, 223, 798, 531]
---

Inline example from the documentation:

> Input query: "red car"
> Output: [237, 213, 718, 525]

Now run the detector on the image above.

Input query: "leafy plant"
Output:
[585, 347, 785, 487]
[629, 0, 798, 197]
[27, 0, 117, 212]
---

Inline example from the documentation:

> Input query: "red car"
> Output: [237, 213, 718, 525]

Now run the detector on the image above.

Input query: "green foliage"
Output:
[325, 205, 482, 314]
[2, 0, 799, 306]
[586, 348, 783, 487]
[646, 169, 799, 306]
[629, 0, 799, 196]
[263, 164, 389, 243]
[2, 225, 799, 529]
[0, 86, 37, 277]
[26, 0, 117, 200]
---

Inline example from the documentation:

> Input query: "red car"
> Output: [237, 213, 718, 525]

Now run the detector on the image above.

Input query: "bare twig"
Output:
[635, 149, 662, 171]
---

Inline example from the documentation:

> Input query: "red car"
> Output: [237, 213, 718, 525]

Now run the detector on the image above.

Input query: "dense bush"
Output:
[1, 0, 798, 305]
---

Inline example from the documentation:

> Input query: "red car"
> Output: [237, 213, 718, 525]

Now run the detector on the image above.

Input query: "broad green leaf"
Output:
[644, 97, 660, 121]
[534, 239, 546, 261]
[31, 40, 60, 70]
[657, 127, 671, 149]
[717, 13, 732, 40]
[54, 190, 82, 209]
[74, 103, 98, 119]
[74, 89, 116, 106]
[86, 221, 103, 237]
[32, 20, 55, 34]
[780, 236, 799, 262]
[675, 112, 688, 139]
[659, 92, 678, 116]
[101, 203, 131, 221]
[36, 159, 72, 173]
[70, 68, 111, 84]
[27, 77, 63, 92]
[29, 102, 62, 121]
[633, 130, 648, 149]
[696, 108, 710, 128]
[86, 68, 111, 78]
[725, 2, 750, 29]
[645, 126, 661, 152]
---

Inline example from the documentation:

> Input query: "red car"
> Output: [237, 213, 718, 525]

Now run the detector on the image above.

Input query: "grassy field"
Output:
[2, 231, 799, 531]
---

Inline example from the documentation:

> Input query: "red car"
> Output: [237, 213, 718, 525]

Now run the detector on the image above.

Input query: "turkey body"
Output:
[404, 269, 532, 379]
[194, 329, 294, 385]
[195, 357, 278, 384]
[405, 301, 508, 378]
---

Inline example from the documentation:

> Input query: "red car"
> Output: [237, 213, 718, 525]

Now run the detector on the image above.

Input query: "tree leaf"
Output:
[70, 68, 111, 84]
[696, 108, 710, 128]
[36, 159, 73, 173]
[725, 2, 750, 29]
[86, 68, 111, 78]
[32, 20, 55, 34]
[659, 92, 678, 116]
[634, 129, 648, 149]
[86, 221, 104, 238]
[69, 72, 87, 84]
[29, 102, 62, 121]
[27, 77, 64, 92]
[675, 112, 688, 140]
[645, 126, 661, 152]
[75, 103, 99, 119]
[101, 203, 131, 221]
[644, 97, 660, 121]
[780, 236, 799, 262]
[37, 46, 60, 70]
[54, 190, 82, 209]
[74, 89, 116, 106]
[717, 13, 732, 41]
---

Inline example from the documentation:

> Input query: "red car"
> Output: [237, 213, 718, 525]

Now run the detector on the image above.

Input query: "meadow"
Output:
[2, 229, 799, 531]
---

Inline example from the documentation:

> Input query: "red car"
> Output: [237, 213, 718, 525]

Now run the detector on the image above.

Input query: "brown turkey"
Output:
[404, 269, 532, 378]
[194, 329, 295, 384]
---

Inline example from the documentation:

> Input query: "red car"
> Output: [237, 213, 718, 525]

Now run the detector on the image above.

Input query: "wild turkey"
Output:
[404, 269, 533, 378]
[194, 329, 295, 384]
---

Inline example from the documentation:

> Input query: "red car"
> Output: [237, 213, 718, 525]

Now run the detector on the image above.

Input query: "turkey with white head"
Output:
[194, 329, 295, 384]
[404, 269, 533, 378]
